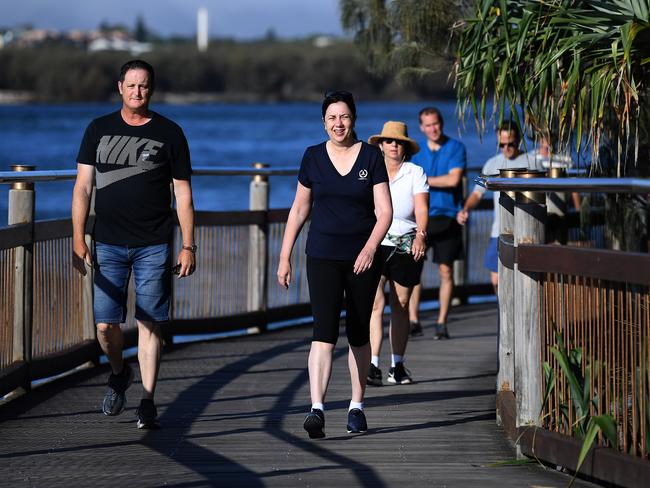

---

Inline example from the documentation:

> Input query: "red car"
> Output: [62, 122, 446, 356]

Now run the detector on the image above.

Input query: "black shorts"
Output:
[306, 255, 382, 347]
[425, 215, 464, 265]
[379, 245, 424, 287]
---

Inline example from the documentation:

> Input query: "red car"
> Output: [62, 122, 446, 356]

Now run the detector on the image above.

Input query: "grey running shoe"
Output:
[433, 323, 450, 340]
[136, 399, 160, 429]
[367, 364, 383, 387]
[346, 408, 368, 433]
[303, 408, 325, 439]
[387, 362, 413, 385]
[410, 321, 424, 337]
[102, 364, 134, 416]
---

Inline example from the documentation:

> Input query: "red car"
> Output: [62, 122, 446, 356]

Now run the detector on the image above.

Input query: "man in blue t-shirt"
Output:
[410, 107, 467, 340]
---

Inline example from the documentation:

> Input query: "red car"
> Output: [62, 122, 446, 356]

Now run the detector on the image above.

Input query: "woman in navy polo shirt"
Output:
[277, 91, 392, 438]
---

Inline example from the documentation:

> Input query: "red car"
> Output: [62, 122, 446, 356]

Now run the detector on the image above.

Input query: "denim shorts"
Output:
[484, 237, 499, 273]
[93, 242, 172, 324]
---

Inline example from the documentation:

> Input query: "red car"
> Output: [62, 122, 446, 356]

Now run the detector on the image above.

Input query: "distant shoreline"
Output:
[0, 91, 34, 104]
[0, 90, 456, 105]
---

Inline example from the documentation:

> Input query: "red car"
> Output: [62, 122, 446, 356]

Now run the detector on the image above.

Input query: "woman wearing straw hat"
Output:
[277, 91, 392, 438]
[367, 121, 429, 386]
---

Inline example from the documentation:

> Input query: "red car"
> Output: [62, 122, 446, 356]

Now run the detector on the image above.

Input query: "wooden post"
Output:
[453, 174, 468, 304]
[513, 171, 546, 427]
[496, 168, 522, 398]
[82, 188, 96, 343]
[8, 165, 35, 378]
[546, 167, 568, 244]
[247, 163, 268, 316]
[497, 199, 515, 395]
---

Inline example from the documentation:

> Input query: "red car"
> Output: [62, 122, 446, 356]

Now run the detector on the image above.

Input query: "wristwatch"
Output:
[182, 244, 198, 253]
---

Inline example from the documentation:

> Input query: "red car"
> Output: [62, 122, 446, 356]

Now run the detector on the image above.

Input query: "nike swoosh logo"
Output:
[96, 160, 159, 189]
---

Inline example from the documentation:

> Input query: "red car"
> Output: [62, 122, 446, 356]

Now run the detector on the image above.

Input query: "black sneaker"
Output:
[102, 363, 134, 416]
[366, 364, 383, 386]
[347, 408, 368, 434]
[303, 408, 325, 439]
[433, 323, 450, 340]
[387, 362, 412, 385]
[410, 321, 423, 337]
[136, 399, 160, 429]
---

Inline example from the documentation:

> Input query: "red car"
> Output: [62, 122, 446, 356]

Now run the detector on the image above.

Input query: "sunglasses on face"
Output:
[383, 138, 405, 146]
[499, 142, 517, 148]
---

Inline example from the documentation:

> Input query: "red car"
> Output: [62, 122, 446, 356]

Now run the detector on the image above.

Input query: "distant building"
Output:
[20, 28, 61, 46]
[88, 36, 152, 55]
[0, 27, 61, 48]
[197, 7, 208, 52]
[0, 26, 151, 54]
[0, 30, 13, 49]
[313, 36, 333, 48]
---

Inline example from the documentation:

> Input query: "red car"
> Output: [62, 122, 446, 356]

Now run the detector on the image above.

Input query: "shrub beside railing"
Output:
[486, 173, 650, 488]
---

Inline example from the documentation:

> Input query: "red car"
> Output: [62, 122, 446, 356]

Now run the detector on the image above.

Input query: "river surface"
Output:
[1, 100, 528, 226]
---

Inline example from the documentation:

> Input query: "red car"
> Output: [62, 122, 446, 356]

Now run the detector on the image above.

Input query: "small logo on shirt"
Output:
[358, 169, 368, 180]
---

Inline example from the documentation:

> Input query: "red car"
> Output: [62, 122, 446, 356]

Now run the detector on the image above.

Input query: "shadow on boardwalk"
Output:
[0, 303, 599, 487]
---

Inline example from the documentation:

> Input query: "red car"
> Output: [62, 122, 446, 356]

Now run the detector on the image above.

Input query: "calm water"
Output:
[0, 101, 511, 226]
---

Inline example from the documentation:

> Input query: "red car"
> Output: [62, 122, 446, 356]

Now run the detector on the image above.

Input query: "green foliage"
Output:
[134, 15, 149, 43]
[543, 328, 618, 484]
[635, 338, 650, 455]
[482, 458, 537, 467]
[455, 0, 650, 167]
[0, 40, 454, 102]
[339, 0, 471, 80]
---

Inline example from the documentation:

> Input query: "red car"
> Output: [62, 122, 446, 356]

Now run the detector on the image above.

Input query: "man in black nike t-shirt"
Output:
[72, 60, 196, 429]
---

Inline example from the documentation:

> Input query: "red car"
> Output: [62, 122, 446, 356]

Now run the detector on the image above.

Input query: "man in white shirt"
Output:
[456, 123, 544, 291]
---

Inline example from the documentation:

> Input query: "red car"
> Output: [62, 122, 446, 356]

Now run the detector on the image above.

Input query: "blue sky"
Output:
[0, 0, 345, 39]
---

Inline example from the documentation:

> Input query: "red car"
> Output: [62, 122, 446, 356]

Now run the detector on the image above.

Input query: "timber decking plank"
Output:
[0, 303, 599, 487]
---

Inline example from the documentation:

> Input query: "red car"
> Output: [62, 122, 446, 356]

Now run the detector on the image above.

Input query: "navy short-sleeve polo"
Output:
[298, 141, 388, 260]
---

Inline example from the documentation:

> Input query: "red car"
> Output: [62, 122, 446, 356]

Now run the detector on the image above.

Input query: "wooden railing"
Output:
[486, 172, 650, 488]
[0, 164, 499, 400]
[4, 164, 642, 483]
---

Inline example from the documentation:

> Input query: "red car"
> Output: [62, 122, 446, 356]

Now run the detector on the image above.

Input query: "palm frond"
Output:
[455, 0, 650, 168]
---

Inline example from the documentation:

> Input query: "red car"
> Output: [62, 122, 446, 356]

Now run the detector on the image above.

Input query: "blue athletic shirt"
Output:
[298, 141, 389, 260]
[412, 137, 466, 218]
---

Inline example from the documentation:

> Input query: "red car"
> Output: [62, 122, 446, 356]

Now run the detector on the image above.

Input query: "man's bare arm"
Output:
[173, 178, 196, 278]
[71, 164, 95, 274]
[427, 167, 463, 189]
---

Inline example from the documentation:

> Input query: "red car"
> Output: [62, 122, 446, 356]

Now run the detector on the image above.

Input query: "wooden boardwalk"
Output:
[0, 303, 600, 487]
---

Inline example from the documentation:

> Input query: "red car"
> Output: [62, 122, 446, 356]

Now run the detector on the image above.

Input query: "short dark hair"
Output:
[119, 59, 155, 90]
[418, 106, 444, 126]
[498, 121, 520, 142]
[322, 90, 356, 120]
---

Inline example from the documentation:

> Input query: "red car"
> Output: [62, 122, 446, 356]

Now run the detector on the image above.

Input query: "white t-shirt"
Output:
[529, 149, 573, 169]
[381, 162, 429, 247]
[472, 152, 545, 237]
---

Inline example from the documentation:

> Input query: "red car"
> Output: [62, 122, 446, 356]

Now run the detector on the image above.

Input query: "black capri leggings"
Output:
[306, 255, 382, 347]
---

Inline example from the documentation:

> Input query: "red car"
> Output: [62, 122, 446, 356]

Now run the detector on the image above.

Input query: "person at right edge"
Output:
[277, 91, 392, 439]
[409, 107, 467, 340]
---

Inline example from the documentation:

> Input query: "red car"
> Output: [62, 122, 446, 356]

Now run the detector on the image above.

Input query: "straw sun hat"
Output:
[368, 121, 420, 155]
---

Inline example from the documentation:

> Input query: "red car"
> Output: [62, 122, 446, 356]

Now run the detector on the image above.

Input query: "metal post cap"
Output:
[10, 164, 36, 190]
[252, 162, 269, 182]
